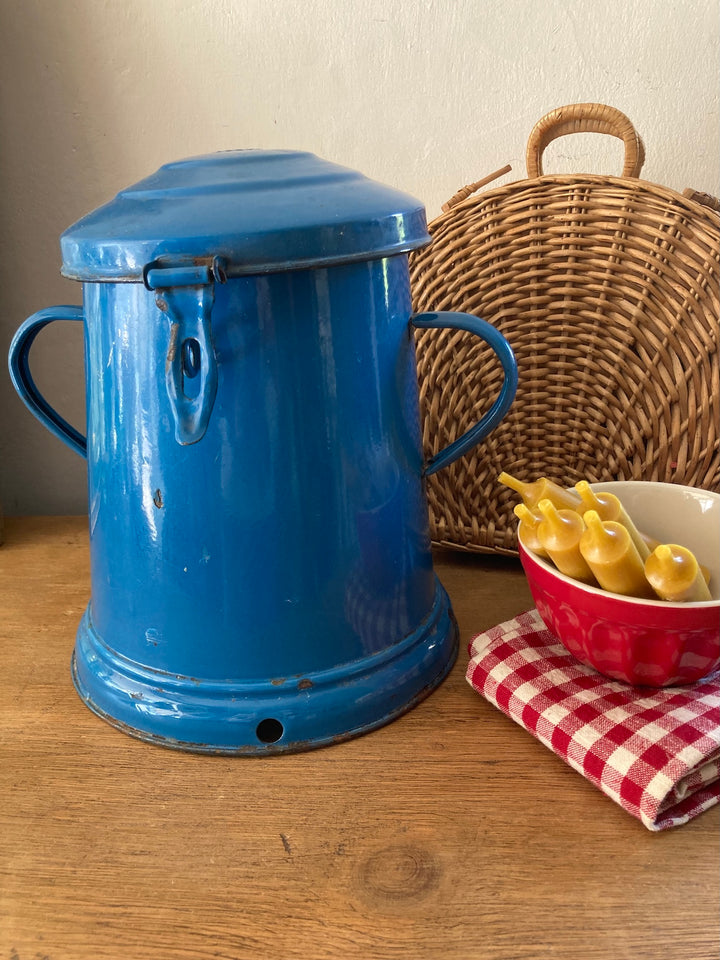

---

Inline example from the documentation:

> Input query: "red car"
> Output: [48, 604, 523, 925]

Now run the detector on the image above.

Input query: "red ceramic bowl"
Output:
[518, 481, 720, 686]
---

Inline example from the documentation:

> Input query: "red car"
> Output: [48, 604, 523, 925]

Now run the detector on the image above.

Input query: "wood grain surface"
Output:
[1, 517, 718, 960]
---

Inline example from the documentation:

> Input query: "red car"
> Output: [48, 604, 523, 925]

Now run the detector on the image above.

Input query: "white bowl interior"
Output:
[521, 481, 720, 604]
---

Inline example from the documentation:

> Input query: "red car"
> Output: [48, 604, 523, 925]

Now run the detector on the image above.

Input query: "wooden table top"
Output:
[1, 516, 718, 960]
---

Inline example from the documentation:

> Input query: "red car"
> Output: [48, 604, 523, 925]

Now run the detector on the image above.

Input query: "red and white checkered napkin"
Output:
[467, 610, 720, 831]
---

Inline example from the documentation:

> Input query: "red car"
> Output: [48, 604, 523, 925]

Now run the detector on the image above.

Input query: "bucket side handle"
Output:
[8, 306, 87, 458]
[411, 312, 517, 477]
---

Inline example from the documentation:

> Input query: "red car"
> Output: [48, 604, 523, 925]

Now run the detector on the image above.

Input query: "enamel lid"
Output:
[60, 150, 430, 281]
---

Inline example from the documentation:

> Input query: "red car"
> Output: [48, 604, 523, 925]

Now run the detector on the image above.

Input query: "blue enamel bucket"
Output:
[9, 151, 517, 753]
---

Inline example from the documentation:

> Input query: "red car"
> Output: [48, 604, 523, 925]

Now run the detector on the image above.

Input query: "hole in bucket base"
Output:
[256, 718, 284, 744]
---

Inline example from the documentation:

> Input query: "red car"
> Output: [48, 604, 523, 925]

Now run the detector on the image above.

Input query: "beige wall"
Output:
[1, 0, 718, 514]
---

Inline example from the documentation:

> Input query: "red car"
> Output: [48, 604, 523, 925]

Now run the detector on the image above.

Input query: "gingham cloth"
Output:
[467, 609, 720, 831]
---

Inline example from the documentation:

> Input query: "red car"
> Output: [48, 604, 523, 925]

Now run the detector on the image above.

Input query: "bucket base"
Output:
[71, 578, 458, 754]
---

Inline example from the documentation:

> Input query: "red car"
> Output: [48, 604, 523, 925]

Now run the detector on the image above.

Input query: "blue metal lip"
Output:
[71, 581, 458, 755]
[59, 149, 430, 281]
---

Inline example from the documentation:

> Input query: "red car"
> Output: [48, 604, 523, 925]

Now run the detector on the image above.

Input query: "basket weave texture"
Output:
[410, 103, 720, 556]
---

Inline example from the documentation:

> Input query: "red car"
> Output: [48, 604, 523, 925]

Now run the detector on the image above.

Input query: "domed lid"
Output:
[60, 150, 430, 281]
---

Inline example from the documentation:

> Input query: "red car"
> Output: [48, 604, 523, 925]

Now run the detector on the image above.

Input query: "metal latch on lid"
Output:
[143, 256, 227, 445]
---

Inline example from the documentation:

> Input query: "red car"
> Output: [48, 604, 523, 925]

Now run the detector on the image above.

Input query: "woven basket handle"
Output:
[526, 103, 645, 178]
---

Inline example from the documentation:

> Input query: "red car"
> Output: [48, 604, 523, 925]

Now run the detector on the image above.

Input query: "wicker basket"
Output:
[410, 103, 720, 556]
